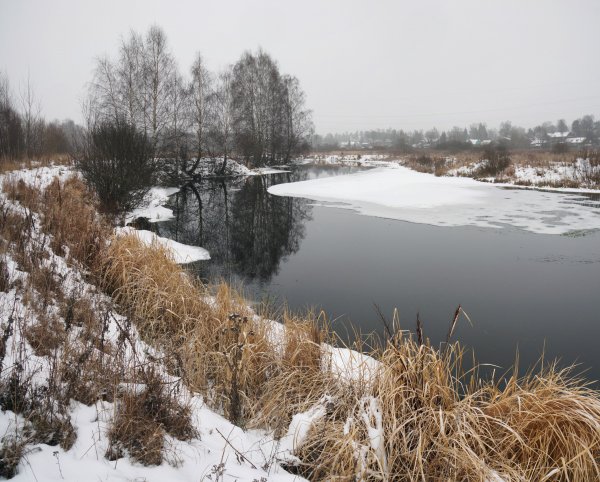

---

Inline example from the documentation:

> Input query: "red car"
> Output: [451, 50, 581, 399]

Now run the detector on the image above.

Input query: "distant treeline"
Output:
[314, 116, 600, 152]
[86, 26, 313, 174]
[0, 72, 84, 161]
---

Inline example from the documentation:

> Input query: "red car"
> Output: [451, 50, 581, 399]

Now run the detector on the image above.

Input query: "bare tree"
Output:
[188, 53, 212, 169]
[117, 30, 145, 127]
[230, 49, 311, 166]
[19, 73, 43, 158]
[91, 56, 121, 124]
[209, 68, 235, 175]
[164, 70, 189, 177]
[142, 25, 176, 152]
[281, 75, 313, 161]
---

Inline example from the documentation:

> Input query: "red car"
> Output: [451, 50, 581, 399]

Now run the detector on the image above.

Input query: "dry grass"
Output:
[100, 234, 277, 424]
[0, 154, 72, 175]
[106, 368, 195, 466]
[284, 335, 600, 481]
[24, 314, 66, 357]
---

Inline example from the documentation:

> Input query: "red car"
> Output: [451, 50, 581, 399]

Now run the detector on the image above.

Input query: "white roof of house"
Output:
[548, 131, 570, 138]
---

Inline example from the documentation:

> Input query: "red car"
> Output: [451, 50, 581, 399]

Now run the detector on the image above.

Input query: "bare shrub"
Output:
[106, 368, 195, 465]
[0, 436, 27, 479]
[78, 120, 155, 216]
[24, 314, 66, 357]
[476, 144, 511, 177]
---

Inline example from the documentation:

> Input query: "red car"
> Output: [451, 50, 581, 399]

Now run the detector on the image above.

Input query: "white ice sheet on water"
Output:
[268, 166, 600, 235]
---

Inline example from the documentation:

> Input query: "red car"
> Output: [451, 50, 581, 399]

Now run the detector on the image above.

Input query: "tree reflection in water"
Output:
[155, 170, 313, 284]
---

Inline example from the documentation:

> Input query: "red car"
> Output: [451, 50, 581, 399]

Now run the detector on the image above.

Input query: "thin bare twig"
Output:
[215, 428, 257, 469]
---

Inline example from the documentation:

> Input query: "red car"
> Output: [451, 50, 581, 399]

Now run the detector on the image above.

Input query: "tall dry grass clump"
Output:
[249, 311, 336, 435]
[479, 368, 600, 481]
[279, 334, 600, 481]
[2, 175, 110, 271]
[100, 233, 280, 423]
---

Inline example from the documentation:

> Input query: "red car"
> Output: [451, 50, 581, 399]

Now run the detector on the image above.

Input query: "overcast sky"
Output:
[1, 0, 599, 134]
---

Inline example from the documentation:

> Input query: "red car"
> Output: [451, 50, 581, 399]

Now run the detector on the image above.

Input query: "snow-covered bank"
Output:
[0, 167, 302, 482]
[126, 186, 180, 223]
[296, 153, 394, 168]
[183, 157, 290, 177]
[2, 164, 73, 188]
[268, 165, 600, 235]
[446, 157, 600, 192]
[8, 400, 301, 482]
[116, 226, 210, 263]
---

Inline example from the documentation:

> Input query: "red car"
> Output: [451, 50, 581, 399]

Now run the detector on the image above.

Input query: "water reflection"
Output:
[155, 167, 361, 284]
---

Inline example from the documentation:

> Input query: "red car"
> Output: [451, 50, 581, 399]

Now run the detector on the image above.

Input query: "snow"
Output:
[126, 186, 180, 224]
[3, 165, 73, 189]
[248, 167, 291, 175]
[268, 165, 600, 235]
[116, 227, 211, 264]
[358, 397, 387, 474]
[322, 345, 380, 384]
[277, 396, 332, 465]
[183, 158, 292, 178]
[8, 400, 303, 482]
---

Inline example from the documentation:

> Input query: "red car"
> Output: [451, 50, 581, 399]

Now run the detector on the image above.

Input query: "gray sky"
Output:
[1, 0, 599, 133]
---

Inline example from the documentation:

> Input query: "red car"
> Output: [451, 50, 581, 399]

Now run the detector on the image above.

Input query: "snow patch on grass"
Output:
[116, 227, 210, 263]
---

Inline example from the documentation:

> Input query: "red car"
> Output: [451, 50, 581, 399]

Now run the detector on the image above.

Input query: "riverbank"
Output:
[305, 151, 600, 192]
[1, 164, 600, 480]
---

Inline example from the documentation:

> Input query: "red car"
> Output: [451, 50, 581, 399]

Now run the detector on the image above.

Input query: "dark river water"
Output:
[153, 165, 600, 383]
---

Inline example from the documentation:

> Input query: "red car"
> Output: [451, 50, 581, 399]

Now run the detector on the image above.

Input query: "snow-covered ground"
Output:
[185, 158, 290, 178]
[0, 166, 306, 482]
[445, 157, 600, 191]
[295, 153, 395, 168]
[6, 400, 303, 482]
[268, 165, 600, 235]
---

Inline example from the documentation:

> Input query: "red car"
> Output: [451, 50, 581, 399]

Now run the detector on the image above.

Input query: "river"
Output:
[152, 164, 600, 382]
